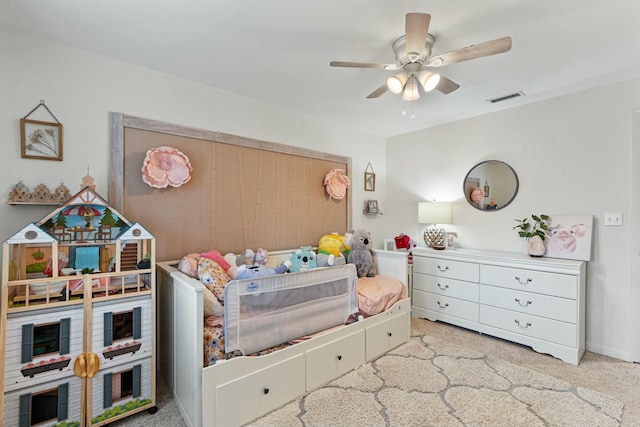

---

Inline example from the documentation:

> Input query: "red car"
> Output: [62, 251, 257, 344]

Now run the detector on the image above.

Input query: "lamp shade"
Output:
[418, 202, 452, 224]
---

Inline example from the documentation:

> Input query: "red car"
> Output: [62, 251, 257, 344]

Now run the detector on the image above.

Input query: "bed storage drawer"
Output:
[306, 329, 365, 391]
[215, 354, 305, 427]
[365, 310, 410, 361]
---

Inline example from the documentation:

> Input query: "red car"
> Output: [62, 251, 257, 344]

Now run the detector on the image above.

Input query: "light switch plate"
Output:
[604, 212, 623, 226]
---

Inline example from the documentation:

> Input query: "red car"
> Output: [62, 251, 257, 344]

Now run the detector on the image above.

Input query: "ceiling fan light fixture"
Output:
[401, 75, 420, 101]
[418, 71, 441, 92]
[387, 73, 408, 94]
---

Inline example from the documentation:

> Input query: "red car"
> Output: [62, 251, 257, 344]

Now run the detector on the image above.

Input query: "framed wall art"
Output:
[364, 162, 375, 191]
[21, 119, 63, 160]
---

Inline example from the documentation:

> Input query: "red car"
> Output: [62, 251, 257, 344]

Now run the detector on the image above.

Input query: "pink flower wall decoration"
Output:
[323, 169, 350, 200]
[142, 146, 193, 188]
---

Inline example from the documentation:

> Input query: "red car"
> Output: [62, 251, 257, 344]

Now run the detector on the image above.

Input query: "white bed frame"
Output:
[157, 249, 410, 427]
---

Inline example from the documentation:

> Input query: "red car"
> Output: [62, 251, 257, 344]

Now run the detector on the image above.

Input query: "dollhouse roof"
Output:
[4, 223, 56, 244]
[36, 186, 131, 228]
[3, 187, 150, 245]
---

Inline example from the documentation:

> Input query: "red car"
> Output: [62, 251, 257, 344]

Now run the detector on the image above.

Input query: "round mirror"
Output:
[463, 160, 519, 211]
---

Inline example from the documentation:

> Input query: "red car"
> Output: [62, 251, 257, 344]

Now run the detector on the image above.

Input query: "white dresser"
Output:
[412, 247, 586, 364]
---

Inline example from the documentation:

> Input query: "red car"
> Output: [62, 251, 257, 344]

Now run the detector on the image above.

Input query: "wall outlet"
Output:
[604, 212, 623, 226]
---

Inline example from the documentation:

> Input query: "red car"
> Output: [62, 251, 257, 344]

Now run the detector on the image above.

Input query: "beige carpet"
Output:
[246, 332, 623, 427]
[112, 319, 640, 426]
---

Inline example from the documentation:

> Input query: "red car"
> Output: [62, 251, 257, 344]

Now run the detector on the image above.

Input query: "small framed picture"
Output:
[21, 118, 63, 161]
[364, 172, 375, 191]
[367, 199, 378, 213]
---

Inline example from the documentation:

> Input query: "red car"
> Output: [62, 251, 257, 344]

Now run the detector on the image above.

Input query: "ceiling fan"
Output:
[330, 13, 512, 101]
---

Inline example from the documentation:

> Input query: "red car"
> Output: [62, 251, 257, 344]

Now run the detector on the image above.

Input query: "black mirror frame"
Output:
[463, 160, 519, 211]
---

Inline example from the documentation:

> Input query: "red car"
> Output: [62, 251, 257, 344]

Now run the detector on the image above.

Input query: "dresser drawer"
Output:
[480, 265, 577, 299]
[413, 290, 479, 322]
[413, 256, 479, 282]
[480, 306, 576, 348]
[480, 285, 576, 323]
[413, 274, 479, 302]
[306, 329, 365, 391]
[365, 310, 410, 361]
[216, 354, 305, 427]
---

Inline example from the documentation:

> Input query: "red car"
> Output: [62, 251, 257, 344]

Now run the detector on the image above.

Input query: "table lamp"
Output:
[418, 202, 452, 250]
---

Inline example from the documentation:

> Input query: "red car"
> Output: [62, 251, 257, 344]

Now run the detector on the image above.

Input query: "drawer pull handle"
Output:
[337, 355, 342, 361]
[437, 301, 449, 308]
[514, 298, 532, 307]
[437, 283, 449, 290]
[515, 319, 532, 329]
[514, 276, 532, 285]
[263, 388, 269, 395]
[437, 265, 449, 272]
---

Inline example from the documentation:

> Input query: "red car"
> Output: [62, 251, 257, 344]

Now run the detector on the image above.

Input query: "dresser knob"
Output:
[437, 265, 449, 272]
[437, 301, 449, 309]
[337, 355, 342, 361]
[515, 298, 532, 307]
[263, 388, 270, 395]
[437, 283, 449, 290]
[514, 276, 532, 285]
[387, 332, 393, 337]
[515, 319, 532, 329]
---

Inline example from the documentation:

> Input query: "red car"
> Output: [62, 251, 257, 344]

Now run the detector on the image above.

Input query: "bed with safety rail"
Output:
[157, 249, 409, 427]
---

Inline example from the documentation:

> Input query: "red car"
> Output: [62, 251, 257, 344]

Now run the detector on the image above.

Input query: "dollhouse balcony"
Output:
[21, 357, 71, 378]
[102, 341, 142, 360]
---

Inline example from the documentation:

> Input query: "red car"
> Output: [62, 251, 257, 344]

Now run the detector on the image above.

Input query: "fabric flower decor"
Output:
[142, 146, 193, 188]
[323, 169, 350, 200]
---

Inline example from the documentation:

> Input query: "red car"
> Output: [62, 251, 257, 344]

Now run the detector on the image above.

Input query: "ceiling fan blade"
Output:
[427, 36, 512, 67]
[435, 75, 460, 94]
[405, 13, 431, 58]
[367, 84, 389, 99]
[330, 61, 400, 70]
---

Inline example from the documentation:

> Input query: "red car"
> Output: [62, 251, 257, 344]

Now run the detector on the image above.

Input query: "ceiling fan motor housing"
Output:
[392, 34, 435, 65]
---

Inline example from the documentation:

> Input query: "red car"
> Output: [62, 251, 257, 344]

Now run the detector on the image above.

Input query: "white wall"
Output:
[0, 26, 388, 252]
[385, 77, 640, 361]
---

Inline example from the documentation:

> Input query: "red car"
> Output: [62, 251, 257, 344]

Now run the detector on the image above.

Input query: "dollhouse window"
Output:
[103, 365, 141, 408]
[70, 245, 101, 271]
[21, 319, 70, 363]
[19, 383, 69, 426]
[103, 307, 141, 346]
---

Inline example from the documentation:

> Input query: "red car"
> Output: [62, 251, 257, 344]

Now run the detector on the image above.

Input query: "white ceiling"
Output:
[3, 0, 640, 138]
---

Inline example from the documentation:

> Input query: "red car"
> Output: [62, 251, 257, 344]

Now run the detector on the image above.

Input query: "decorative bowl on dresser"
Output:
[411, 247, 586, 365]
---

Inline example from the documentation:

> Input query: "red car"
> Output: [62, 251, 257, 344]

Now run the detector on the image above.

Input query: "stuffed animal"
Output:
[288, 246, 318, 272]
[253, 248, 269, 265]
[178, 253, 200, 278]
[197, 257, 230, 317]
[347, 229, 377, 278]
[317, 233, 347, 267]
[236, 262, 291, 279]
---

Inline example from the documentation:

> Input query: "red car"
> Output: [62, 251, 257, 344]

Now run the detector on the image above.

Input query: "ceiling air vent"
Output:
[487, 91, 525, 104]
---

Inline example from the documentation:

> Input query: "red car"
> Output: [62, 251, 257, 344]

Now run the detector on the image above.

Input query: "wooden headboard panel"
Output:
[109, 113, 352, 262]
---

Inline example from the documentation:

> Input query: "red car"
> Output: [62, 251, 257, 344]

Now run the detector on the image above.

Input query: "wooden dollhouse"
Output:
[1, 186, 156, 427]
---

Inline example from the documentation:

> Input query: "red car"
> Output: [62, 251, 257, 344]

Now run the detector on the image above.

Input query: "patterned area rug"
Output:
[248, 335, 623, 427]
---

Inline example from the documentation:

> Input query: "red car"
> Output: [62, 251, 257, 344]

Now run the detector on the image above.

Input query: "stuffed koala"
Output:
[347, 229, 377, 278]
[289, 246, 318, 272]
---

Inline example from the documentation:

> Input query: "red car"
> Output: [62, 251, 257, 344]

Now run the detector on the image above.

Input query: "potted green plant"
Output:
[513, 214, 549, 256]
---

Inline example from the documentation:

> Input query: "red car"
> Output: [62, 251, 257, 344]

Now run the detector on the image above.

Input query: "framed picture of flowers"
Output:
[20, 118, 63, 161]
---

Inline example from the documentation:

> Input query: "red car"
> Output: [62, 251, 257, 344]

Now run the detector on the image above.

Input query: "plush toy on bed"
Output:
[317, 233, 348, 267]
[197, 257, 230, 317]
[236, 262, 291, 279]
[347, 229, 377, 278]
[288, 246, 319, 272]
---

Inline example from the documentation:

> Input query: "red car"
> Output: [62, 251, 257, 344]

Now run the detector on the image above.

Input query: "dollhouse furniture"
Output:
[1, 186, 157, 427]
[411, 247, 586, 364]
[157, 249, 409, 427]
